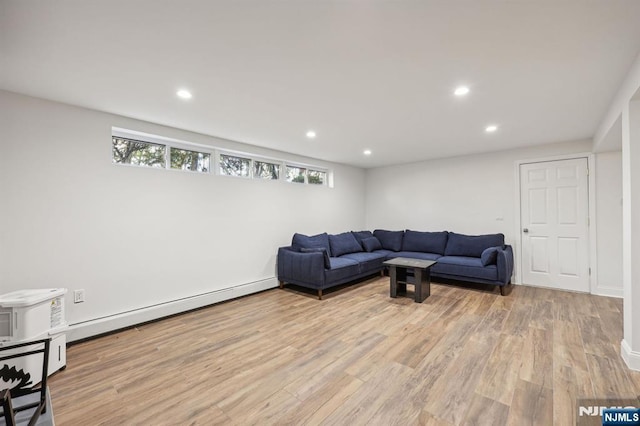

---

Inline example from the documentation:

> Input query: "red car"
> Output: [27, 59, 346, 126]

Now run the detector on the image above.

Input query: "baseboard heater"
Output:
[66, 278, 278, 343]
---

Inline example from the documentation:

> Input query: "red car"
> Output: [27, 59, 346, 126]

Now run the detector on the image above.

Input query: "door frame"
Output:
[513, 152, 597, 292]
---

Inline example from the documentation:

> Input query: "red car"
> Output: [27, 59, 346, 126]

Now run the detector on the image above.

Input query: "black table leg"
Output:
[390, 266, 408, 297]
[414, 268, 431, 303]
[390, 266, 397, 297]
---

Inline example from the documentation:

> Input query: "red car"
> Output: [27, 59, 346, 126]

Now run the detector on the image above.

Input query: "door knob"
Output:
[523, 228, 529, 233]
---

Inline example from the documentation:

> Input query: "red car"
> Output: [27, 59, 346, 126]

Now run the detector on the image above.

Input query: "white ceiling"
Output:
[1, 1, 640, 168]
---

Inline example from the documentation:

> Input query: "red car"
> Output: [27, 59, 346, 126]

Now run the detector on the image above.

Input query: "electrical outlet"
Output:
[74, 289, 85, 304]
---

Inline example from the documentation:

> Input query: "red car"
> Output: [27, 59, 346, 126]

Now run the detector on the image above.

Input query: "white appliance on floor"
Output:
[0, 288, 68, 376]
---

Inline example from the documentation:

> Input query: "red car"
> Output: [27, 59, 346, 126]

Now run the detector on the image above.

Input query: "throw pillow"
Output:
[292, 232, 332, 256]
[373, 229, 404, 251]
[361, 236, 382, 252]
[300, 247, 331, 269]
[329, 232, 363, 257]
[351, 230, 375, 248]
[480, 246, 500, 266]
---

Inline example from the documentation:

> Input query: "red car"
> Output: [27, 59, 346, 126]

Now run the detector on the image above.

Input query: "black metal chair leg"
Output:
[1, 389, 16, 426]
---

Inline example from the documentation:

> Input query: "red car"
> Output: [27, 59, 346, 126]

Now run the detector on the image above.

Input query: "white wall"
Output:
[595, 151, 623, 296]
[594, 51, 640, 151]
[621, 98, 640, 370]
[365, 139, 591, 242]
[365, 140, 622, 292]
[0, 90, 366, 338]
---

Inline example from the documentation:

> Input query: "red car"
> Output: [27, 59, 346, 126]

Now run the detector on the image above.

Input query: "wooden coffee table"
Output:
[383, 257, 437, 303]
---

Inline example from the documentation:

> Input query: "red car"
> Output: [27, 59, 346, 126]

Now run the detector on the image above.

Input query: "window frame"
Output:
[111, 136, 168, 169]
[112, 127, 332, 187]
[217, 152, 253, 178]
[253, 159, 282, 181]
[216, 150, 329, 187]
[307, 169, 328, 185]
[284, 164, 307, 184]
[169, 146, 212, 173]
[112, 128, 213, 174]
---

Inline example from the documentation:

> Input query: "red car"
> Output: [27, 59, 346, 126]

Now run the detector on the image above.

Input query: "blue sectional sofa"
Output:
[277, 229, 514, 299]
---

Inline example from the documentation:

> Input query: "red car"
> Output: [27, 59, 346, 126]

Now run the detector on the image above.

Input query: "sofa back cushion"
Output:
[292, 232, 332, 256]
[361, 236, 383, 252]
[445, 232, 505, 257]
[373, 229, 404, 251]
[351, 230, 375, 248]
[329, 232, 363, 257]
[402, 230, 448, 254]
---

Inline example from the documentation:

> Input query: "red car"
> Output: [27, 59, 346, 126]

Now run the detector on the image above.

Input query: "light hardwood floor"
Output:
[48, 278, 640, 425]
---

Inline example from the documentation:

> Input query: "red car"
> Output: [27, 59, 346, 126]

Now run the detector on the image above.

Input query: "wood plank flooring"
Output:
[48, 278, 640, 425]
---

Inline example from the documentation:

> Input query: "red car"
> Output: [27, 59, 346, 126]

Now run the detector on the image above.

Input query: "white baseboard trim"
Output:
[621, 339, 640, 371]
[591, 286, 624, 298]
[66, 278, 278, 343]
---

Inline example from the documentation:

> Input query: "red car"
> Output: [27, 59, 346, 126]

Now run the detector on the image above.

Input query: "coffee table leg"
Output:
[390, 266, 398, 298]
[424, 269, 431, 299]
[414, 268, 431, 303]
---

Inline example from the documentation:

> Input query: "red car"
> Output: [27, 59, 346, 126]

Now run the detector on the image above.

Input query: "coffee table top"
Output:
[383, 257, 437, 269]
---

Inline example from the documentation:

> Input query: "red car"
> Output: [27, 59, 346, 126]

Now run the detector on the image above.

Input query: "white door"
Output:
[520, 158, 590, 292]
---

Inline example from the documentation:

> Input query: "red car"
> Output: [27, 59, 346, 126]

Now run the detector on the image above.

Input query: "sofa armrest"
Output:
[277, 246, 325, 286]
[496, 245, 514, 285]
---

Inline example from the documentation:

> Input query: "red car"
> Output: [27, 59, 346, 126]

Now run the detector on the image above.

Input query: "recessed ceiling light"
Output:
[363, 150, 372, 156]
[176, 89, 192, 99]
[485, 125, 498, 133]
[454, 86, 470, 96]
[306, 130, 316, 139]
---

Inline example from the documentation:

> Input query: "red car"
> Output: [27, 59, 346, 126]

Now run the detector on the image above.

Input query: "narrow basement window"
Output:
[170, 147, 210, 173]
[307, 169, 327, 185]
[253, 160, 280, 180]
[112, 137, 166, 168]
[286, 165, 306, 183]
[219, 153, 251, 177]
[111, 128, 332, 187]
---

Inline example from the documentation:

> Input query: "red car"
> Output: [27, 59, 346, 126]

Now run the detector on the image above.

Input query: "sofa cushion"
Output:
[325, 257, 360, 283]
[392, 251, 441, 261]
[361, 236, 382, 252]
[432, 256, 498, 281]
[329, 232, 363, 257]
[372, 249, 395, 258]
[328, 256, 359, 269]
[292, 232, 332, 256]
[444, 232, 505, 258]
[402, 230, 448, 254]
[373, 230, 404, 251]
[480, 246, 500, 266]
[351, 230, 375, 247]
[341, 251, 387, 273]
[300, 247, 331, 269]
